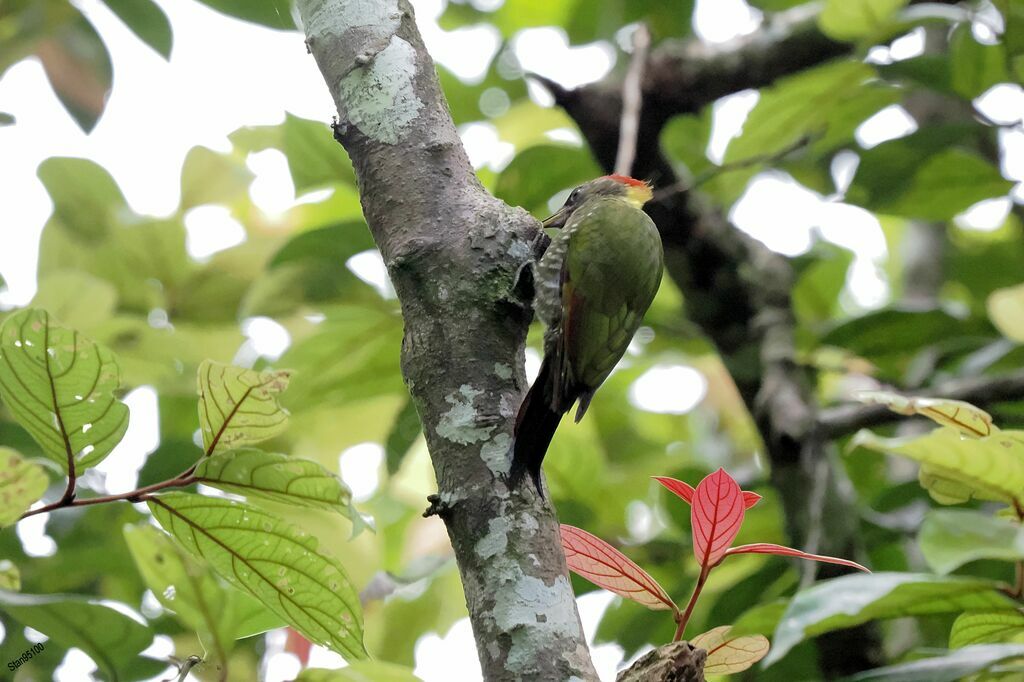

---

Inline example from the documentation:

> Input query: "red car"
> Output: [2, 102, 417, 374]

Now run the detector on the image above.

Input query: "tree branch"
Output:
[820, 369, 1024, 438]
[643, 4, 847, 118]
[615, 24, 650, 176]
[571, 0, 961, 130]
[296, 1, 598, 679]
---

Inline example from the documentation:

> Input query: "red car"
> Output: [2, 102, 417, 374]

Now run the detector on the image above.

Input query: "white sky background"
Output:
[1, 0, 1022, 680]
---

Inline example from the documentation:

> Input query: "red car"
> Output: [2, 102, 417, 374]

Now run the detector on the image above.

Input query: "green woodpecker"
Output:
[511, 174, 664, 494]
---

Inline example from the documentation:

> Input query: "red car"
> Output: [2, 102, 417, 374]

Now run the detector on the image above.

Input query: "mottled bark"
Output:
[296, 1, 597, 679]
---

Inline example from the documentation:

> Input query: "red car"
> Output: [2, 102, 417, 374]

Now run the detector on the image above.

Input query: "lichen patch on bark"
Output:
[492, 572, 585, 675]
[436, 384, 495, 444]
[480, 432, 511, 476]
[475, 517, 510, 559]
[339, 36, 423, 144]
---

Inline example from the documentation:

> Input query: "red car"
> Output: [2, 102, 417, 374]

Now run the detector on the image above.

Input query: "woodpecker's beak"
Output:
[542, 205, 569, 229]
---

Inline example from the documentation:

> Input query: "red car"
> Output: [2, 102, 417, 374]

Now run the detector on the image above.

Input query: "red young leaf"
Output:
[656, 476, 761, 510]
[654, 476, 694, 504]
[560, 524, 676, 611]
[724, 543, 870, 572]
[285, 626, 312, 666]
[692, 468, 746, 568]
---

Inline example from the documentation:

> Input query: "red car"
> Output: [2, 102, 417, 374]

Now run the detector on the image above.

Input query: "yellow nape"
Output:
[623, 182, 654, 208]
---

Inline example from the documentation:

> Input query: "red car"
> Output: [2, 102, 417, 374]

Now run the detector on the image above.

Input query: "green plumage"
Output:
[512, 178, 664, 493]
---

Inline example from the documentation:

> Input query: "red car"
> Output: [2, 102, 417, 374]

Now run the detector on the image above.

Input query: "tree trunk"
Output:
[296, 1, 599, 679]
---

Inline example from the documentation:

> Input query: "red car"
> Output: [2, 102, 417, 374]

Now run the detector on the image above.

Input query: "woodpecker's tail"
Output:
[510, 358, 563, 496]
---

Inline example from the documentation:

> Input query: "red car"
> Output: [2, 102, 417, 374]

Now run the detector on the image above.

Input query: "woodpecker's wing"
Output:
[534, 218, 577, 329]
[561, 197, 663, 420]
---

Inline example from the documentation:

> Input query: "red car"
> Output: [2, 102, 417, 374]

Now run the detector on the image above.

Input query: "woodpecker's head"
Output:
[542, 175, 653, 228]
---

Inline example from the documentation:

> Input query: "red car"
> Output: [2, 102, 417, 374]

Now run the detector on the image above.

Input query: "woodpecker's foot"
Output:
[423, 494, 453, 519]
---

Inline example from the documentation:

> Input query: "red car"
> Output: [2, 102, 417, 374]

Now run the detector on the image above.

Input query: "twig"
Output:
[652, 134, 813, 203]
[18, 469, 197, 521]
[673, 565, 709, 642]
[614, 24, 650, 177]
[818, 369, 1024, 439]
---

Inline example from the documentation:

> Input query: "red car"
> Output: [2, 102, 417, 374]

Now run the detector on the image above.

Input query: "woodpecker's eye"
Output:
[567, 188, 581, 204]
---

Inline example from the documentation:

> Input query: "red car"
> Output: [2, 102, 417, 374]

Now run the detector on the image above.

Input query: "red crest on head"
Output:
[603, 174, 649, 188]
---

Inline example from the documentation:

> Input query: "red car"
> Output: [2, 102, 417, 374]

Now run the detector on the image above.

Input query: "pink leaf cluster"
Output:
[656, 469, 869, 572]
[558, 468, 868, 616]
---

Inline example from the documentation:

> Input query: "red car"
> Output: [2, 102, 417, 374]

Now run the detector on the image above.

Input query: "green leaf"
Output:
[822, 307, 964, 358]
[883, 149, 1014, 221]
[725, 61, 873, 163]
[440, 0, 572, 37]
[950, 24, 1010, 99]
[37, 10, 112, 132]
[853, 391, 996, 437]
[494, 144, 601, 216]
[988, 283, 1024, 343]
[39, 216, 192, 314]
[124, 523, 281, 667]
[296, 661, 424, 682]
[792, 245, 853, 325]
[194, 448, 359, 520]
[385, 396, 421, 475]
[748, 0, 811, 9]
[0, 308, 129, 474]
[852, 427, 1024, 507]
[230, 113, 355, 193]
[279, 305, 405, 411]
[843, 644, 1024, 681]
[148, 492, 366, 660]
[767, 573, 1016, 664]
[99, 0, 172, 58]
[728, 600, 788, 637]
[847, 125, 985, 214]
[194, 0, 295, 29]
[124, 523, 233, 666]
[818, 0, 907, 41]
[0, 111, 14, 126]
[242, 222, 379, 317]
[951, 611, 1024, 648]
[180, 145, 254, 209]
[197, 360, 291, 454]
[31, 271, 118, 332]
[919, 509, 1024, 574]
[878, 56, 955, 97]
[37, 157, 126, 242]
[565, 0, 695, 42]
[0, 589, 154, 680]
[995, 0, 1024, 63]
[809, 83, 902, 155]
[0, 447, 48, 527]
[0, 560, 20, 590]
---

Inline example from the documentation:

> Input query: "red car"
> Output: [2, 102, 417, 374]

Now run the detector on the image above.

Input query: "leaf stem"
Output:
[18, 470, 197, 521]
[673, 564, 711, 642]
